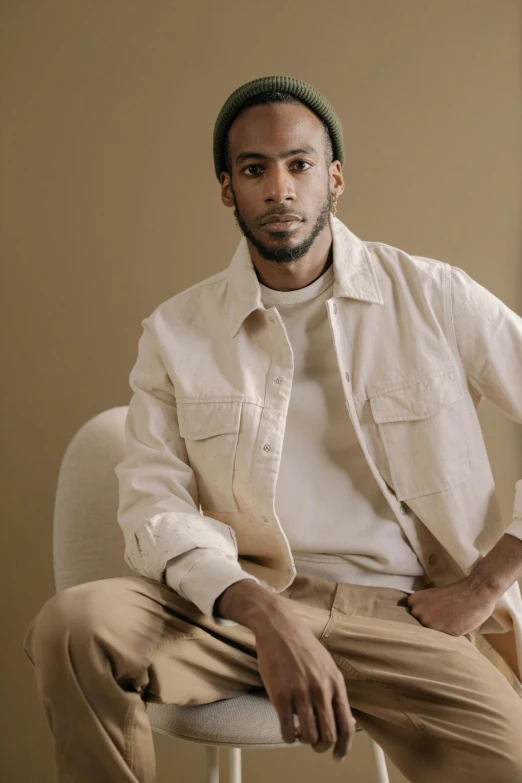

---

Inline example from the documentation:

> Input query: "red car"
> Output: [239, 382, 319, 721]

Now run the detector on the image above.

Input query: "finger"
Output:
[311, 695, 337, 754]
[293, 692, 320, 746]
[332, 679, 356, 759]
[274, 695, 298, 745]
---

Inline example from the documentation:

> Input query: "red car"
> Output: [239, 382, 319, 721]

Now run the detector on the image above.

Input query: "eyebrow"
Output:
[235, 146, 318, 166]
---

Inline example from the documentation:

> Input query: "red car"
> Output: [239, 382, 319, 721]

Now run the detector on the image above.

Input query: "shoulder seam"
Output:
[150, 271, 228, 317]
[172, 269, 228, 300]
[365, 241, 445, 266]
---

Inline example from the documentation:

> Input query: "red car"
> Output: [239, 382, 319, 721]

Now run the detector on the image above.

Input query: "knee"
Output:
[440, 644, 522, 781]
[23, 578, 133, 665]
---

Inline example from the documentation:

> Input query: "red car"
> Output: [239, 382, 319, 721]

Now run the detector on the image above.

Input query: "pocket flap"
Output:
[370, 370, 464, 423]
[177, 401, 242, 440]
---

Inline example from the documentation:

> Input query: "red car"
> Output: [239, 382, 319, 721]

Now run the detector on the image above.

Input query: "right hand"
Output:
[251, 598, 356, 762]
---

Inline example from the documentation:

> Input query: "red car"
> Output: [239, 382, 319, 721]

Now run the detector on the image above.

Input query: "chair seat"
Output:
[147, 690, 362, 749]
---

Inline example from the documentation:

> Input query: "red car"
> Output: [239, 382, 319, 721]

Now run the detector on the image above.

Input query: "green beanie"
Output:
[213, 75, 344, 181]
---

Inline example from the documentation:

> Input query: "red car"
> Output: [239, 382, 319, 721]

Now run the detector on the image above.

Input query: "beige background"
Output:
[2, 1, 521, 781]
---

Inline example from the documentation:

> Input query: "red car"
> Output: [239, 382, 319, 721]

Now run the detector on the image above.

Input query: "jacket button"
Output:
[399, 502, 408, 515]
[333, 303, 337, 314]
[345, 371, 351, 383]
[263, 444, 271, 452]
[275, 377, 282, 384]
[428, 554, 438, 565]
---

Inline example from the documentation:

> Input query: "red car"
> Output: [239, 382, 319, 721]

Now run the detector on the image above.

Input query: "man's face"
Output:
[220, 102, 337, 263]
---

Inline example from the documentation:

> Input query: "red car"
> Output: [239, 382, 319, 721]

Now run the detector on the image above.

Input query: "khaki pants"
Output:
[23, 572, 522, 783]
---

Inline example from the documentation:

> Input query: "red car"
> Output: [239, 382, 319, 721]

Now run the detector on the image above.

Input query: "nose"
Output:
[264, 163, 296, 204]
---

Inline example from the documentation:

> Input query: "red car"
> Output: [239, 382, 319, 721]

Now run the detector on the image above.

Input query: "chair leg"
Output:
[205, 746, 242, 783]
[369, 738, 390, 783]
[225, 747, 242, 783]
[206, 745, 219, 783]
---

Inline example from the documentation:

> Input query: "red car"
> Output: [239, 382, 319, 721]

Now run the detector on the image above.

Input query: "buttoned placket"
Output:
[249, 307, 296, 578]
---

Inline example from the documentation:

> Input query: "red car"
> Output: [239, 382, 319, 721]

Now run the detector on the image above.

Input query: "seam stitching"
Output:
[330, 652, 430, 737]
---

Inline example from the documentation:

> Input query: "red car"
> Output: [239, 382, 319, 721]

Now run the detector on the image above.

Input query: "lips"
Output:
[263, 220, 301, 231]
[262, 214, 302, 224]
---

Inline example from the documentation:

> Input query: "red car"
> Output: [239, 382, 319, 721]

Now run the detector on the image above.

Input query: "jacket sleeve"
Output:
[165, 550, 261, 627]
[114, 316, 240, 584]
[449, 264, 522, 541]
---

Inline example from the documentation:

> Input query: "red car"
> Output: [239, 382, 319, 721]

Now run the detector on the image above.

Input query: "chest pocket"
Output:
[369, 369, 471, 501]
[177, 401, 242, 513]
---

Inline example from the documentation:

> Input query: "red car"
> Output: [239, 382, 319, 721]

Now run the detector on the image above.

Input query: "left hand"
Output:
[407, 576, 498, 637]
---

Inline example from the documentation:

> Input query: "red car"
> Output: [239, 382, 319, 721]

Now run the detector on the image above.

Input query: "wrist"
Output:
[215, 578, 282, 630]
[466, 565, 505, 601]
[466, 533, 522, 601]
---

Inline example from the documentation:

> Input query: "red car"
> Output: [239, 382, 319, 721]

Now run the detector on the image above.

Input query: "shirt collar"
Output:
[225, 213, 384, 338]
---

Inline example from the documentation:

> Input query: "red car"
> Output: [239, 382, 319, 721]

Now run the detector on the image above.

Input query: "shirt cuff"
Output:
[505, 519, 522, 541]
[165, 550, 261, 627]
[506, 481, 522, 541]
[512, 480, 522, 520]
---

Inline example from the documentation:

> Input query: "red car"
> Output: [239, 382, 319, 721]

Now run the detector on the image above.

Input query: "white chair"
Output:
[52, 406, 391, 783]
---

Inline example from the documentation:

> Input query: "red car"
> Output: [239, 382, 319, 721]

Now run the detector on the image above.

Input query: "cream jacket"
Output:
[115, 214, 522, 696]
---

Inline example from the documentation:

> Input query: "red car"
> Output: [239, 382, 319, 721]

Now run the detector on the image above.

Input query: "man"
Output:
[23, 75, 522, 782]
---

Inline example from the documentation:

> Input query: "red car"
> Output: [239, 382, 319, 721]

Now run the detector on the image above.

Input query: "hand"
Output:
[407, 576, 498, 637]
[251, 599, 357, 762]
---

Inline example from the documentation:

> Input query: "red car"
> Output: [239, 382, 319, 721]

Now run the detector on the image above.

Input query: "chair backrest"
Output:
[53, 406, 135, 591]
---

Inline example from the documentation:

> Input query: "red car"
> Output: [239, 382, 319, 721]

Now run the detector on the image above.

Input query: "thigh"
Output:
[319, 583, 522, 782]
[23, 573, 333, 708]
[144, 571, 335, 705]
[23, 575, 263, 705]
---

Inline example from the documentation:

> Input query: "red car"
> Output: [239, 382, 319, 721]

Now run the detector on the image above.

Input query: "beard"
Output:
[231, 187, 333, 263]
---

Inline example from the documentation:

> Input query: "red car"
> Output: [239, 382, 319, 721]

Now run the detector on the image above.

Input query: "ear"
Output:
[220, 172, 234, 208]
[329, 160, 344, 198]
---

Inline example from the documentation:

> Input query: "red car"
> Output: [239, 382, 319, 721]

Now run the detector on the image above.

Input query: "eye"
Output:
[241, 160, 313, 176]
[242, 164, 262, 175]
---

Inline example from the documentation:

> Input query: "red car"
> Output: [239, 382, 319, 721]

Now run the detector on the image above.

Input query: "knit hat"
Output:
[213, 75, 344, 181]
